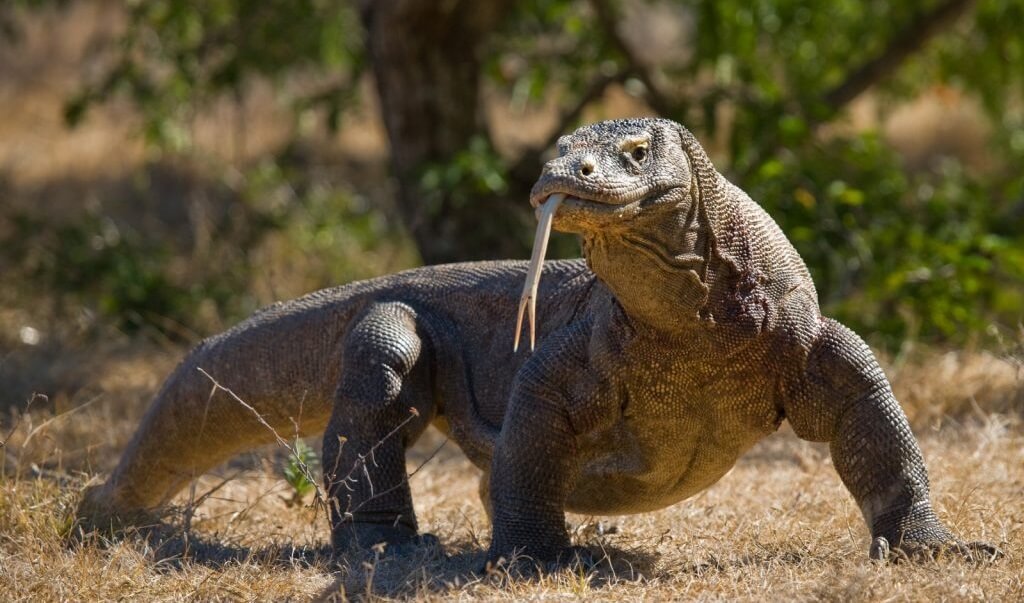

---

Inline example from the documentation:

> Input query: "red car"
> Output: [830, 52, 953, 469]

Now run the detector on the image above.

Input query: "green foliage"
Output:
[267, 158, 419, 290]
[746, 130, 1024, 343]
[905, 0, 1024, 117]
[65, 0, 364, 148]
[485, 0, 1024, 345]
[7, 209, 247, 336]
[415, 136, 539, 260]
[419, 137, 510, 212]
[1, 154, 413, 338]
[16, 0, 1024, 345]
[489, 0, 619, 111]
[283, 438, 320, 502]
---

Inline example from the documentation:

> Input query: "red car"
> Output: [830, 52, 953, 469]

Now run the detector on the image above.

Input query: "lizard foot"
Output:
[483, 545, 602, 577]
[70, 483, 161, 541]
[550, 545, 602, 572]
[376, 533, 442, 558]
[870, 535, 1003, 564]
[333, 521, 441, 558]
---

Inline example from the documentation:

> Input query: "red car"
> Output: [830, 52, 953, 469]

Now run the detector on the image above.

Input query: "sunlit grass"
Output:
[1, 343, 1020, 601]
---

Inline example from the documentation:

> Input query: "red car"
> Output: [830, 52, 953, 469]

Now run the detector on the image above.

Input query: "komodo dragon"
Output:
[79, 118, 999, 566]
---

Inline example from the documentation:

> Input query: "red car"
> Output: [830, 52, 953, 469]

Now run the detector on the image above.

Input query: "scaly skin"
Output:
[78, 118, 999, 567]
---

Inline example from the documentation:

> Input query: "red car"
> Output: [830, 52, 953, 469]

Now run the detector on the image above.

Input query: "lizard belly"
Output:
[566, 377, 782, 515]
[567, 423, 748, 514]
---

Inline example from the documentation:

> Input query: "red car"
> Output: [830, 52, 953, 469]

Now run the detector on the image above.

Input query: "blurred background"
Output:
[1, 0, 1022, 429]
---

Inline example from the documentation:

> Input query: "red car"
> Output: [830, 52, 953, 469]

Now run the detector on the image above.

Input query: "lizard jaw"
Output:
[512, 186, 682, 352]
[529, 188, 617, 209]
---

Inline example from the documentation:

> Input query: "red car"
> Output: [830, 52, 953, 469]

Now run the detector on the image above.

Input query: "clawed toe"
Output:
[550, 545, 601, 572]
[379, 532, 442, 557]
[953, 541, 1004, 563]
[869, 536, 891, 561]
[483, 545, 603, 578]
[870, 536, 1003, 564]
[333, 522, 444, 560]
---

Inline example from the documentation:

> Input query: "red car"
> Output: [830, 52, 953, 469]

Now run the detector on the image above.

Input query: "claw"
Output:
[869, 535, 1004, 564]
[869, 536, 890, 561]
[514, 193, 564, 352]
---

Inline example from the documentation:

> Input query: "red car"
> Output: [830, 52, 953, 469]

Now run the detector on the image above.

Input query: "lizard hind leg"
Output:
[323, 301, 437, 554]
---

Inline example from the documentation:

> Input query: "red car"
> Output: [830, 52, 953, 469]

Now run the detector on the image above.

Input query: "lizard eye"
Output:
[631, 146, 648, 163]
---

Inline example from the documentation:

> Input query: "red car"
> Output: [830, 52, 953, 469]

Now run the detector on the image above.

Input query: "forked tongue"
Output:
[514, 193, 565, 352]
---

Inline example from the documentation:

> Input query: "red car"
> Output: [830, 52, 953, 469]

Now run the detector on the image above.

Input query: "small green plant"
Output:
[282, 438, 320, 506]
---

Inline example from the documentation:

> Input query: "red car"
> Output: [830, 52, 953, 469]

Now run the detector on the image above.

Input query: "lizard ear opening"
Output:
[668, 120, 726, 212]
[667, 119, 747, 289]
[667, 121, 693, 173]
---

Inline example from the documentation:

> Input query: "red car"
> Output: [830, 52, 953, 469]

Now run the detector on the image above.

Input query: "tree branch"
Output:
[509, 69, 629, 187]
[823, 0, 977, 111]
[510, 0, 682, 183]
[542, 70, 631, 154]
[589, 0, 675, 117]
[735, 0, 979, 180]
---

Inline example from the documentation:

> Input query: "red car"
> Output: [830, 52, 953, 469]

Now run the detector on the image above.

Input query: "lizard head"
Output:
[528, 117, 696, 234]
[514, 118, 713, 351]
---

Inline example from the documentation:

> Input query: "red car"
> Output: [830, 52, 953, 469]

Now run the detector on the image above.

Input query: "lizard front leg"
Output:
[323, 301, 435, 554]
[785, 318, 1000, 562]
[487, 321, 612, 568]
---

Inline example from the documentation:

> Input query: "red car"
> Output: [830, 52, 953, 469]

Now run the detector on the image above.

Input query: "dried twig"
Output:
[1, 393, 42, 450]
[345, 436, 449, 518]
[196, 367, 328, 517]
[195, 367, 446, 533]
[325, 408, 420, 521]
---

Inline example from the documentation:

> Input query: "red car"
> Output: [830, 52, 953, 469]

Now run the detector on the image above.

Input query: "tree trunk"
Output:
[359, 0, 529, 264]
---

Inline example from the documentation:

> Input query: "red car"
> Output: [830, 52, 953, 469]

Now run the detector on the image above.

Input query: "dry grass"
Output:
[1, 339, 1021, 602]
[2, 4, 1022, 601]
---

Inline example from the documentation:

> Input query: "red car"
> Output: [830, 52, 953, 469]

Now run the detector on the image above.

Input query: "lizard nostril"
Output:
[579, 158, 596, 178]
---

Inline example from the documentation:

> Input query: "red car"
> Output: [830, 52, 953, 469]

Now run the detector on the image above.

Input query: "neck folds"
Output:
[583, 200, 711, 334]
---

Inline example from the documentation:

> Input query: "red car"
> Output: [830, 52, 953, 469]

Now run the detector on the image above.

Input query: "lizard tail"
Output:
[76, 339, 336, 532]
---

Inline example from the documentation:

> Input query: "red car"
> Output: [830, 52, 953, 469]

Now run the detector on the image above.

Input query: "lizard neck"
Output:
[582, 191, 714, 334]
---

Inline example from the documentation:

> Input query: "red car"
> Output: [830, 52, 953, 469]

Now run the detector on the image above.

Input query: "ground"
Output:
[1, 338, 1021, 601]
[1, 6, 1021, 601]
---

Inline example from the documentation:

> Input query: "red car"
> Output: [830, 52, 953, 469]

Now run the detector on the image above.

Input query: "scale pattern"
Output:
[78, 118, 997, 567]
